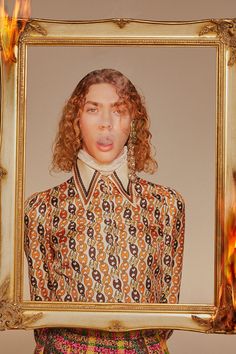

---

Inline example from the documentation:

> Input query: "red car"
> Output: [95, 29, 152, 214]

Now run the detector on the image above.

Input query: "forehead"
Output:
[85, 83, 120, 103]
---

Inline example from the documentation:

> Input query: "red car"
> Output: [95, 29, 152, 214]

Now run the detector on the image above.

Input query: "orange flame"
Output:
[225, 176, 236, 309]
[192, 173, 236, 332]
[0, 0, 31, 63]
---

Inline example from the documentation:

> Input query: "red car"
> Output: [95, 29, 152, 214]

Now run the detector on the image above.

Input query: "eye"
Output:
[113, 105, 128, 116]
[113, 108, 121, 116]
[86, 107, 98, 113]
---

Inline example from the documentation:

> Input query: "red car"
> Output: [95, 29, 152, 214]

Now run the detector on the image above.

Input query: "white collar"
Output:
[73, 150, 133, 205]
[77, 147, 128, 176]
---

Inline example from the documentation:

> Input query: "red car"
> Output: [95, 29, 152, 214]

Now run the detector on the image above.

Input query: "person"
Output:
[24, 68, 185, 353]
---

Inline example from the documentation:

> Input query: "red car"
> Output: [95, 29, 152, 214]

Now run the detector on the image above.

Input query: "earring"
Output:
[127, 120, 137, 182]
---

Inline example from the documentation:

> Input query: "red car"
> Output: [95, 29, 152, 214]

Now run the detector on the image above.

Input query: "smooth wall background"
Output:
[24, 45, 216, 305]
[1, 0, 236, 353]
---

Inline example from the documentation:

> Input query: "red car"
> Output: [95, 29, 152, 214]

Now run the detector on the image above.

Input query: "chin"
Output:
[88, 145, 124, 164]
[94, 152, 118, 164]
[96, 156, 115, 164]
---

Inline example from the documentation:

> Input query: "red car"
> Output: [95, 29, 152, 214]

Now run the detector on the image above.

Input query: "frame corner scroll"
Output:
[0, 278, 42, 330]
[19, 20, 47, 42]
[199, 18, 236, 66]
[192, 285, 236, 333]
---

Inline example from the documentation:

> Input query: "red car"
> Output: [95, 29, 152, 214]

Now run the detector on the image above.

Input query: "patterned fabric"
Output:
[24, 158, 185, 353]
[34, 328, 170, 354]
[24, 161, 184, 304]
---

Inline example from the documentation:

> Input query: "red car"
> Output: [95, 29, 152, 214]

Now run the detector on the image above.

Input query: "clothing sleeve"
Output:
[24, 192, 55, 301]
[159, 190, 185, 304]
[158, 189, 185, 339]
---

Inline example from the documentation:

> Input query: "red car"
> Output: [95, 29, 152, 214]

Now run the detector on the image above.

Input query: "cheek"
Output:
[119, 117, 131, 136]
[79, 116, 93, 136]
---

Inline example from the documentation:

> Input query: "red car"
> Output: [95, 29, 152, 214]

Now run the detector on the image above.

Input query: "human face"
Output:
[79, 83, 132, 164]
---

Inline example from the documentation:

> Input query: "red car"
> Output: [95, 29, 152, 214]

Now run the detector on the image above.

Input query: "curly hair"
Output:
[52, 69, 157, 174]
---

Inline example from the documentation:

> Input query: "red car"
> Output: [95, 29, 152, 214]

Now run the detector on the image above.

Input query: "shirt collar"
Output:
[73, 157, 134, 205]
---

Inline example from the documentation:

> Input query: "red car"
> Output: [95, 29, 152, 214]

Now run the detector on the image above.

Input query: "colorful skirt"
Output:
[34, 328, 170, 354]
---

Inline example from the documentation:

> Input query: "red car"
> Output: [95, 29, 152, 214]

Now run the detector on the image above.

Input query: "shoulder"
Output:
[135, 176, 185, 211]
[24, 176, 75, 214]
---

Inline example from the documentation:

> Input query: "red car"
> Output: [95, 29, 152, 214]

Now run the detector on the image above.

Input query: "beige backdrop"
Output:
[24, 45, 216, 306]
[1, 0, 236, 353]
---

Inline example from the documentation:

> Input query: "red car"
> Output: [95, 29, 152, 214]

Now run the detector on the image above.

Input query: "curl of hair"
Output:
[52, 69, 157, 174]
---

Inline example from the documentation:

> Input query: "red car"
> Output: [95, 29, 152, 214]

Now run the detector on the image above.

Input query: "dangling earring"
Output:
[127, 119, 137, 182]
[73, 115, 83, 150]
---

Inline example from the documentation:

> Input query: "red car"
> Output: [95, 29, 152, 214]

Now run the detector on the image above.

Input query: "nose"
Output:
[99, 108, 112, 129]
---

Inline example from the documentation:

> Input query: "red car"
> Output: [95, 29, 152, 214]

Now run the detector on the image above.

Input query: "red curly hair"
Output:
[52, 69, 157, 174]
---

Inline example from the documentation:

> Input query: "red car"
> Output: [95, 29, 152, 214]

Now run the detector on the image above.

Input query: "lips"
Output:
[96, 136, 114, 151]
[97, 136, 113, 145]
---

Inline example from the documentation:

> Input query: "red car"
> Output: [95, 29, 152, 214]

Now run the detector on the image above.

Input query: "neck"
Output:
[77, 147, 127, 175]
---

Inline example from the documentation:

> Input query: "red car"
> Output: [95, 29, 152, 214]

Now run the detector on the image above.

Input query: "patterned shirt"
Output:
[24, 158, 185, 305]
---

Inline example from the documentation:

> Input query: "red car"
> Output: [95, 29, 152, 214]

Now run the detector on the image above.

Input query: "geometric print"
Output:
[24, 163, 185, 306]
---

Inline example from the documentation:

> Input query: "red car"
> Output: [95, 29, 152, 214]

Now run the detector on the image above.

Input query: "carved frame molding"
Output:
[0, 17, 235, 332]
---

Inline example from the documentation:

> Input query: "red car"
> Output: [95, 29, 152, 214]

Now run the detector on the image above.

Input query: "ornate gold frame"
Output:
[0, 18, 236, 333]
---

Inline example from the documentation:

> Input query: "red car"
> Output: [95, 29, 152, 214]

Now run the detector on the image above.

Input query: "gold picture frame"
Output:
[0, 18, 236, 333]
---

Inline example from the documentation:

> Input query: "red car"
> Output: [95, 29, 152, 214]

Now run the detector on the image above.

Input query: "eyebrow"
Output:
[84, 100, 127, 107]
[84, 101, 99, 106]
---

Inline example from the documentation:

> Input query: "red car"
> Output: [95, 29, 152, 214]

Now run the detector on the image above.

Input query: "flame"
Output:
[192, 172, 236, 332]
[224, 175, 236, 309]
[0, 0, 31, 63]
